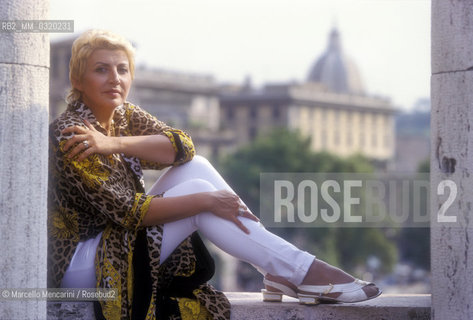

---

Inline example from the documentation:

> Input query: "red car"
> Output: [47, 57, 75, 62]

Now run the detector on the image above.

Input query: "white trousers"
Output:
[61, 155, 314, 288]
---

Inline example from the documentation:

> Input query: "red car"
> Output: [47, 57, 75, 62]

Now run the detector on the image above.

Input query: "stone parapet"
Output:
[47, 293, 431, 320]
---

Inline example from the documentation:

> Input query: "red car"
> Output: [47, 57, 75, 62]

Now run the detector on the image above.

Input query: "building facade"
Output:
[219, 28, 397, 165]
[220, 82, 396, 162]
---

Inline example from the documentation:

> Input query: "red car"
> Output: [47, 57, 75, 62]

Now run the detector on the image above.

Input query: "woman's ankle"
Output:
[300, 259, 354, 286]
[265, 274, 297, 291]
[266, 259, 356, 288]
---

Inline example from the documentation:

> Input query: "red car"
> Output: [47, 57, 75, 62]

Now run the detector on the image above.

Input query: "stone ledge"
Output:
[228, 292, 431, 320]
[47, 293, 431, 320]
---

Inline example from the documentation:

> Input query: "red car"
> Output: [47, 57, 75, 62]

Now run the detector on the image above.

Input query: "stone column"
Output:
[0, 0, 49, 319]
[431, 1, 473, 319]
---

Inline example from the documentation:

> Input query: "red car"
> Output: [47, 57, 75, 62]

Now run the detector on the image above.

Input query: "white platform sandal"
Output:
[261, 278, 298, 302]
[297, 279, 382, 304]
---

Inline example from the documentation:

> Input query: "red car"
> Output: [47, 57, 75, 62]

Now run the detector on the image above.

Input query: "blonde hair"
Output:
[66, 29, 136, 104]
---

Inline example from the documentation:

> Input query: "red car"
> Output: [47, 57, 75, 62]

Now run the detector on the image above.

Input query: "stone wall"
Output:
[431, 0, 473, 319]
[0, 0, 49, 319]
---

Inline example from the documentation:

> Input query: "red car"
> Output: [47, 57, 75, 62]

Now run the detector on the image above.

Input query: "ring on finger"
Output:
[83, 140, 89, 149]
[238, 207, 245, 216]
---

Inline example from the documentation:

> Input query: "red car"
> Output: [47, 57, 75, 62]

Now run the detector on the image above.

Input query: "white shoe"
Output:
[297, 279, 382, 304]
[261, 277, 298, 302]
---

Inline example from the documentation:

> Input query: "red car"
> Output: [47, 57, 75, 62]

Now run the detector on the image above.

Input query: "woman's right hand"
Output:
[61, 119, 117, 161]
[207, 190, 259, 234]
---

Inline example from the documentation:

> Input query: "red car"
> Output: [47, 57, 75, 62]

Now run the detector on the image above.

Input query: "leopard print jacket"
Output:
[48, 101, 231, 320]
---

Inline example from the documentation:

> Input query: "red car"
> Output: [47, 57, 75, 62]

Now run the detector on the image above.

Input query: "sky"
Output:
[49, 0, 431, 111]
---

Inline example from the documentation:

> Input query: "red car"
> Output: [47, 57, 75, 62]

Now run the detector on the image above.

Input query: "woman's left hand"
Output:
[207, 190, 260, 234]
[61, 119, 116, 161]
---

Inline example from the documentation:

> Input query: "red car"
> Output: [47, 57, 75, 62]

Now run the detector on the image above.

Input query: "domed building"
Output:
[307, 27, 365, 96]
[219, 27, 397, 167]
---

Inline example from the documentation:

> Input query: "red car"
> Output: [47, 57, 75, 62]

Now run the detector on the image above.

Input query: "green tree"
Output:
[220, 128, 398, 277]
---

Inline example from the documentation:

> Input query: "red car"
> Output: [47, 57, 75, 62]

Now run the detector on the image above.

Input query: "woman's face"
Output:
[74, 49, 132, 112]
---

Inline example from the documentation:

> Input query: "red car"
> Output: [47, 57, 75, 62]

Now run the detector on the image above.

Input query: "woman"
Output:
[48, 29, 381, 320]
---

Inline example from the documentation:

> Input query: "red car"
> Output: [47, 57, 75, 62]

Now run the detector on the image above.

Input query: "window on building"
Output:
[346, 112, 352, 131]
[385, 115, 392, 130]
[334, 131, 340, 146]
[384, 134, 391, 148]
[227, 108, 234, 120]
[273, 106, 280, 120]
[321, 130, 327, 149]
[372, 133, 377, 148]
[322, 108, 327, 121]
[309, 108, 317, 123]
[249, 126, 257, 140]
[250, 106, 258, 119]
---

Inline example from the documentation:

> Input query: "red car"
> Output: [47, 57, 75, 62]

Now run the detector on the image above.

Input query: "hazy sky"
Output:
[50, 0, 431, 110]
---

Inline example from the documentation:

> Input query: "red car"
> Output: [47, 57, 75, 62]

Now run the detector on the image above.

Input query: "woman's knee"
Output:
[193, 155, 210, 165]
[148, 156, 213, 194]
[187, 178, 215, 192]
[186, 155, 213, 172]
[164, 178, 216, 197]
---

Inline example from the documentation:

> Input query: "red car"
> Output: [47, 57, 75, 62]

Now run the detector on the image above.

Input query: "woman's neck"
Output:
[88, 104, 115, 135]
[97, 116, 114, 135]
